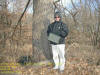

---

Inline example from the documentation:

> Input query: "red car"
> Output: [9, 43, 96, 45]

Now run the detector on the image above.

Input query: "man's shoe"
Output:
[58, 69, 64, 73]
[53, 66, 59, 69]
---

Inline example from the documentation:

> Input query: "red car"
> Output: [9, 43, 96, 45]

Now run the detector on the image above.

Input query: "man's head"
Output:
[54, 12, 61, 21]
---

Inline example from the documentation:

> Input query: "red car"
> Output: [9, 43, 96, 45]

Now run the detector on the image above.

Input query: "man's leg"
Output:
[51, 44, 59, 69]
[58, 44, 65, 71]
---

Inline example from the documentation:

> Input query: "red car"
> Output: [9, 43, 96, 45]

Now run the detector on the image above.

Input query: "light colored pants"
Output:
[51, 44, 65, 70]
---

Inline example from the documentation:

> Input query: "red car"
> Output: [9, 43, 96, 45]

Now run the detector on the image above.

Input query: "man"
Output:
[47, 12, 69, 72]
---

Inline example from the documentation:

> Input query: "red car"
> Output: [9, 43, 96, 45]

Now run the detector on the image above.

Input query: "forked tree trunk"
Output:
[32, 0, 54, 62]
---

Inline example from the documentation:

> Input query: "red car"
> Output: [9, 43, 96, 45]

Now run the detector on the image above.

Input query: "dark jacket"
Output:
[47, 21, 69, 45]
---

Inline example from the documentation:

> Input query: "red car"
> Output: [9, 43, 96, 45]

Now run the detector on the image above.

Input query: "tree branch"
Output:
[53, 0, 60, 12]
[71, 0, 77, 10]
[11, 0, 31, 38]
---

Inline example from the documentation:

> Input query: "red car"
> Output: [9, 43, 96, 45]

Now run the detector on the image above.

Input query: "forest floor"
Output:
[0, 43, 100, 75]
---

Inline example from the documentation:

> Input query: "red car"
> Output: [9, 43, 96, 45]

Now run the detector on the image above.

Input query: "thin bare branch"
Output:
[11, 0, 31, 38]
[71, 0, 77, 10]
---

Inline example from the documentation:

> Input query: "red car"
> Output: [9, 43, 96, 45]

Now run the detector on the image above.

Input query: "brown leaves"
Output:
[9, 57, 100, 75]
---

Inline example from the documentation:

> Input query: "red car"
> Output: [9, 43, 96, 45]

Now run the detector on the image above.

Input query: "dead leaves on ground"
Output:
[10, 57, 100, 75]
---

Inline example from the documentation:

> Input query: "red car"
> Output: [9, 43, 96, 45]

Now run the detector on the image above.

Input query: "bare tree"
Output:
[32, 0, 54, 62]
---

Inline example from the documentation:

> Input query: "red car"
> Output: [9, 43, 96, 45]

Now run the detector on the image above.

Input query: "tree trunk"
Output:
[32, 0, 54, 62]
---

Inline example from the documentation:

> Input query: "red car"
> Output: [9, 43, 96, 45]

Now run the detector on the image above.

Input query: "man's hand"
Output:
[65, 37, 67, 40]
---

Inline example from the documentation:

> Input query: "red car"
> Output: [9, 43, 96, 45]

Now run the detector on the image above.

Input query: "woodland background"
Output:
[0, 0, 100, 75]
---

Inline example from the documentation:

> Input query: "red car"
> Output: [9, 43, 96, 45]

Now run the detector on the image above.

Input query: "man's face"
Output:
[55, 16, 61, 21]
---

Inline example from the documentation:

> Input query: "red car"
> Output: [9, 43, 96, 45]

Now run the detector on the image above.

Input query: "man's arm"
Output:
[60, 23, 69, 38]
[47, 24, 52, 36]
